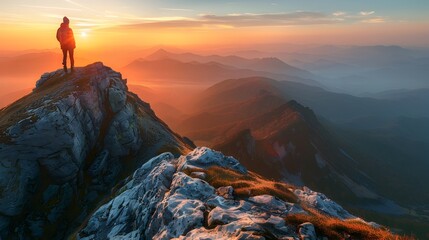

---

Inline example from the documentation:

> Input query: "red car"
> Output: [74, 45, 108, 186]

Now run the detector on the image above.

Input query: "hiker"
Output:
[56, 16, 76, 72]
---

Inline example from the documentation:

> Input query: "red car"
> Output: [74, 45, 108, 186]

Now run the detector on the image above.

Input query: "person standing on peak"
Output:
[56, 16, 76, 73]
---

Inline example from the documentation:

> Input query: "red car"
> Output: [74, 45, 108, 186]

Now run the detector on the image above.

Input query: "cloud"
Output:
[108, 11, 344, 30]
[116, 20, 203, 29]
[360, 11, 375, 16]
[361, 18, 385, 23]
[199, 12, 341, 26]
[333, 11, 346, 16]
[103, 10, 389, 31]
[19, 4, 82, 11]
[160, 8, 194, 12]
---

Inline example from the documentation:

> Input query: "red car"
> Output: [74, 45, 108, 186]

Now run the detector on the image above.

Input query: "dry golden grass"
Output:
[184, 166, 298, 203]
[183, 166, 414, 239]
[286, 208, 414, 240]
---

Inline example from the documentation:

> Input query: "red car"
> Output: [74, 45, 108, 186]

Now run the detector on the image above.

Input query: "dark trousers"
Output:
[62, 49, 74, 68]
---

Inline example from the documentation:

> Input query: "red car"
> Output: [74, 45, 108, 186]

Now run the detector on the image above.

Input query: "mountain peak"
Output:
[35, 61, 119, 88]
[145, 48, 174, 60]
[0, 62, 192, 239]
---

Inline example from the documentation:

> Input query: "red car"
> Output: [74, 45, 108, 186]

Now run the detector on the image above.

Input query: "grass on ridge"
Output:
[184, 166, 298, 203]
[285, 207, 415, 240]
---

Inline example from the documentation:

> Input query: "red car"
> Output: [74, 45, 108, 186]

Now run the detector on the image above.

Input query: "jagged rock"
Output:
[0, 62, 192, 239]
[294, 187, 355, 219]
[299, 222, 316, 240]
[77, 147, 381, 240]
[189, 171, 206, 179]
[216, 186, 234, 199]
[78, 148, 296, 240]
[108, 86, 127, 113]
[35, 70, 65, 89]
[177, 147, 247, 174]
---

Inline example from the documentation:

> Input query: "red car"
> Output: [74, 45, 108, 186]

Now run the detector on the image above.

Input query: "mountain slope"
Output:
[0, 63, 193, 239]
[194, 77, 429, 123]
[212, 101, 389, 205]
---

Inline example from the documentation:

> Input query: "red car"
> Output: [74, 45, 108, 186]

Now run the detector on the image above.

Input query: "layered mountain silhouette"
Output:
[266, 45, 429, 94]
[121, 49, 320, 87]
[0, 63, 408, 239]
[145, 49, 315, 78]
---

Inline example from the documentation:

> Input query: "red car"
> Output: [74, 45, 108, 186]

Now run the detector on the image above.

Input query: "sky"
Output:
[1, 0, 429, 51]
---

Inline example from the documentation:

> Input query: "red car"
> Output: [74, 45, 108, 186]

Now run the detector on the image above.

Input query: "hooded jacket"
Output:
[56, 23, 76, 50]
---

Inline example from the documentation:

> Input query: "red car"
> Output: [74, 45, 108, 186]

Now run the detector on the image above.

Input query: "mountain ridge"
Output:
[0, 62, 193, 239]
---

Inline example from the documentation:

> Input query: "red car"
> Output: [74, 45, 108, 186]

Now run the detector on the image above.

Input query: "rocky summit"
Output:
[0, 63, 193, 239]
[77, 147, 378, 240]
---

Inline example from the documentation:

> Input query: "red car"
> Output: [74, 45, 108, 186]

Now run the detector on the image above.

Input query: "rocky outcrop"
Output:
[0, 63, 193, 239]
[294, 187, 355, 220]
[78, 147, 366, 240]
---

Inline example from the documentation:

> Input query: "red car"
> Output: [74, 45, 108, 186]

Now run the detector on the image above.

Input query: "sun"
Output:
[81, 32, 88, 38]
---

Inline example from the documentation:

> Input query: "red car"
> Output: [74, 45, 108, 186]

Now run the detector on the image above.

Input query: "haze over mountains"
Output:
[121, 49, 320, 87]
[230, 45, 429, 94]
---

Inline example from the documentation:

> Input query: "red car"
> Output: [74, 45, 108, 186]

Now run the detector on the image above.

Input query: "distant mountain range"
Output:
[145, 48, 315, 78]
[121, 49, 321, 87]
[239, 45, 429, 94]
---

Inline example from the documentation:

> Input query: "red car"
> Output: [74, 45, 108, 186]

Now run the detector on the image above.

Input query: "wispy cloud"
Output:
[64, 0, 85, 9]
[200, 12, 341, 26]
[19, 4, 82, 12]
[361, 18, 385, 23]
[160, 8, 194, 12]
[110, 11, 344, 30]
[333, 11, 346, 16]
[360, 11, 375, 16]
[63, 0, 99, 14]
[104, 10, 394, 31]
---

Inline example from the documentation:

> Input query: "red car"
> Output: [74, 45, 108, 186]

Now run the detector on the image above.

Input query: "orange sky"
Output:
[1, 21, 428, 53]
[1, 0, 429, 51]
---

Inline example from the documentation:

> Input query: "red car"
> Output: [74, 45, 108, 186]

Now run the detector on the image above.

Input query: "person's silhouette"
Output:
[56, 16, 76, 73]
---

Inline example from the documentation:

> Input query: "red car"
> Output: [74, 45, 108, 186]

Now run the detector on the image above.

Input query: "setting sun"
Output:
[80, 31, 87, 38]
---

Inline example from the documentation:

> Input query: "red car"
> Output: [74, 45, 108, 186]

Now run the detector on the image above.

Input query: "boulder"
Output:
[299, 222, 316, 240]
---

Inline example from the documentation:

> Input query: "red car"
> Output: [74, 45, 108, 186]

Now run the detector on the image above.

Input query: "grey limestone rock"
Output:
[78, 147, 378, 240]
[299, 222, 316, 240]
[0, 62, 192, 239]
